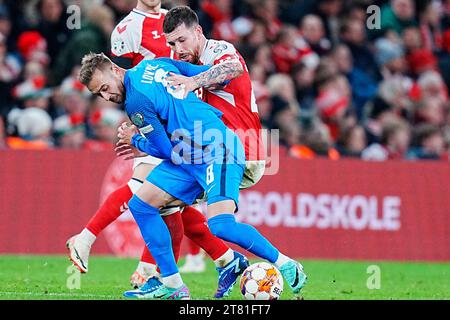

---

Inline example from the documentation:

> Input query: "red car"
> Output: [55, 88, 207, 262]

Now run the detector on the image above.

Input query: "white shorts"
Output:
[132, 155, 162, 170]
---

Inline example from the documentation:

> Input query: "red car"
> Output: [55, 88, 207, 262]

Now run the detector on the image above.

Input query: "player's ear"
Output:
[111, 63, 121, 75]
[195, 24, 203, 37]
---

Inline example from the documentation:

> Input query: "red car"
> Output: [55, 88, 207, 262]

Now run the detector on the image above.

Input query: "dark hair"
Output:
[163, 6, 199, 34]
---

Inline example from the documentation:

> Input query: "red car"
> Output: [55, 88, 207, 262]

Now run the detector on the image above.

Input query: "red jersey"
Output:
[198, 39, 265, 161]
[110, 8, 172, 67]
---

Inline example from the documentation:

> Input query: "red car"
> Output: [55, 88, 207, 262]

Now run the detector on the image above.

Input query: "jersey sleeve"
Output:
[157, 58, 211, 76]
[125, 90, 173, 159]
[208, 41, 241, 66]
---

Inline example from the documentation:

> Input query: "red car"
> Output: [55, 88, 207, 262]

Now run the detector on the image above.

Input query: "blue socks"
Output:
[128, 195, 178, 277]
[208, 214, 279, 263]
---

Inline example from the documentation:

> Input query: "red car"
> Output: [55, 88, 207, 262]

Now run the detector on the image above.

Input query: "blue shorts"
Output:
[147, 160, 244, 206]
[147, 140, 245, 206]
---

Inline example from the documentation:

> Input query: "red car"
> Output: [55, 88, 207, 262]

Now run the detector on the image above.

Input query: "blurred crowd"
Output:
[0, 0, 449, 161]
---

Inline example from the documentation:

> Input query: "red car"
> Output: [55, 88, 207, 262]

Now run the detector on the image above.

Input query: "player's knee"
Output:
[129, 195, 154, 214]
[207, 214, 236, 238]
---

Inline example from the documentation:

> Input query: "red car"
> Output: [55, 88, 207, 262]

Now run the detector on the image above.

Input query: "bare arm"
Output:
[192, 60, 244, 89]
[167, 60, 244, 98]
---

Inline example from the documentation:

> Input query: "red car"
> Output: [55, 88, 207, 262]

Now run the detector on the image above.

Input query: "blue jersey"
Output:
[124, 58, 236, 164]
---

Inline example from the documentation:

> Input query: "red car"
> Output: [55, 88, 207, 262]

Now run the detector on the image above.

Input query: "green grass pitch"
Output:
[0, 255, 448, 300]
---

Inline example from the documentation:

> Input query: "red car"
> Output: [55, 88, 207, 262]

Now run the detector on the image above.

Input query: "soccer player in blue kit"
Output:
[78, 53, 307, 300]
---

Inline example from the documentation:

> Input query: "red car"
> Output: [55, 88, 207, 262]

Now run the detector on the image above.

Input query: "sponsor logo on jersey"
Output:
[131, 113, 144, 127]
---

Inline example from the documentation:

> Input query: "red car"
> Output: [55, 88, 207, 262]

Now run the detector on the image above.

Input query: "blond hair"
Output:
[78, 52, 112, 86]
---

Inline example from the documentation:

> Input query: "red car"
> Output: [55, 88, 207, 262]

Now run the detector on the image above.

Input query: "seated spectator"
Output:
[23, 60, 46, 80]
[237, 20, 268, 61]
[414, 96, 446, 126]
[379, 0, 417, 37]
[332, 43, 378, 119]
[291, 62, 316, 112]
[341, 0, 367, 24]
[253, 44, 276, 75]
[279, 118, 302, 149]
[289, 121, 340, 160]
[315, 85, 350, 142]
[361, 118, 411, 161]
[266, 73, 300, 130]
[374, 37, 408, 79]
[57, 76, 92, 117]
[11, 76, 52, 111]
[16, 30, 50, 66]
[299, 14, 331, 56]
[363, 95, 398, 145]
[376, 75, 415, 119]
[313, 56, 339, 85]
[272, 25, 319, 73]
[199, 0, 238, 43]
[53, 114, 88, 149]
[335, 124, 367, 158]
[313, 63, 351, 141]
[250, 0, 282, 41]
[6, 107, 53, 149]
[418, 0, 443, 51]
[402, 26, 423, 53]
[313, 0, 343, 44]
[85, 108, 126, 151]
[339, 18, 381, 82]
[416, 70, 448, 103]
[407, 123, 447, 160]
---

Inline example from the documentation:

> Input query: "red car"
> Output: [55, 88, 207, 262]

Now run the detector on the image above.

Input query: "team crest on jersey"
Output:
[131, 113, 144, 127]
[112, 39, 126, 55]
[213, 43, 228, 53]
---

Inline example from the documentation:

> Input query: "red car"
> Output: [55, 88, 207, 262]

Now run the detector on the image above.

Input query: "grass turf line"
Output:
[0, 255, 448, 300]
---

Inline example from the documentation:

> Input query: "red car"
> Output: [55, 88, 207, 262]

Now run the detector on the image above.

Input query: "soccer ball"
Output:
[240, 262, 284, 300]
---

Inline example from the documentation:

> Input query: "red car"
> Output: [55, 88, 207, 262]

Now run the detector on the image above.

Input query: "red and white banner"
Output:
[0, 150, 448, 261]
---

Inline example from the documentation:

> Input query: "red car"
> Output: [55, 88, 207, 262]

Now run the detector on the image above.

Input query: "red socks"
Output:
[140, 211, 184, 265]
[86, 184, 133, 236]
[140, 206, 230, 265]
[181, 206, 229, 261]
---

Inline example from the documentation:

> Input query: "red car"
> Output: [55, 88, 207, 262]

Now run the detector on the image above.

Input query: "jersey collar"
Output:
[132, 8, 162, 19]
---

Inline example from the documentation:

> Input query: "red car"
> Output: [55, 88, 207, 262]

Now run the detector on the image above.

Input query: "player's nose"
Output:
[175, 42, 184, 54]
[100, 92, 111, 101]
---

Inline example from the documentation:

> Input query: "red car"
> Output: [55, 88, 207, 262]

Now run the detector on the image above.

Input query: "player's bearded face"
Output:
[166, 23, 202, 63]
[88, 69, 125, 104]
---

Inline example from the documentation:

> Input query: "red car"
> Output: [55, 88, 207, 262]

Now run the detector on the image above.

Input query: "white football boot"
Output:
[66, 235, 91, 273]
